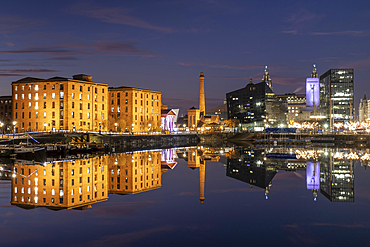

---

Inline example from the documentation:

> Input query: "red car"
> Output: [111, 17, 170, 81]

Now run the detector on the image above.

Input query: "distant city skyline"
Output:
[1, 0, 369, 115]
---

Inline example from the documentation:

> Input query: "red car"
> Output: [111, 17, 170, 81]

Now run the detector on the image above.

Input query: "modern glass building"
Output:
[319, 69, 354, 127]
[226, 68, 284, 129]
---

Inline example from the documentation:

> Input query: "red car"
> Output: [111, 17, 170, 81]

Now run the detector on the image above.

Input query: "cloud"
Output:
[340, 58, 370, 71]
[0, 69, 60, 73]
[311, 30, 370, 36]
[90, 40, 155, 57]
[272, 76, 305, 86]
[0, 40, 155, 57]
[311, 222, 367, 228]
[48, 56, 80, 61]
[177, 62, 263, 70]
[0, 15, 43, 34]
[0, 73, 25, 77]
[282, 9, 322, 34]
[69, 3, 173, 33]
[0, 47, 76, 55]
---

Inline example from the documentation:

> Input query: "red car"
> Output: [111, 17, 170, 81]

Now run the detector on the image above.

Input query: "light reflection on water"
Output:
[1, 146, 370, 246]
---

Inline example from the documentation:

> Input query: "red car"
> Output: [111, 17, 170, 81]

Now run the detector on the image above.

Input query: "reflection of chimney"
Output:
[199, 160, 205, 204]
[199, 72, 205, 117]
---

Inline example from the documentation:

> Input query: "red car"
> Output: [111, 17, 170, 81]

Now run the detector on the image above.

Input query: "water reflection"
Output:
[11, 156, 109, 210]
[2, 146, 369, 210]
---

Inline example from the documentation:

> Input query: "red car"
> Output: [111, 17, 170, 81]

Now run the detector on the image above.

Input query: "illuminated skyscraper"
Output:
[359, 94, 369, 122]
[319, 69, 354, 127]
[226, 68, 281, 129]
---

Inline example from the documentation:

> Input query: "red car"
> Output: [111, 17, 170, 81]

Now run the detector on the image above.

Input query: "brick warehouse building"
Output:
[108, 86, 161, 132]
[12, 74, 109, 132]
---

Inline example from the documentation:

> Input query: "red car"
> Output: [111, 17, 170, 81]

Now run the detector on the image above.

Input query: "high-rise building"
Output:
[12, 75, 108, 132]
[319, 69, 354, 126]
[359, 94, 369, 122]
[226, 67, 281, 129]
[108, 87, 161, 132]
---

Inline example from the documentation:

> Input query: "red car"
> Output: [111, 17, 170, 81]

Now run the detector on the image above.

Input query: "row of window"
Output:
[15, 111, 104, 120]
[15, 84, 105, 93]
[15, 101, 105, 111]
[13, 191, 105, 204]
[111, 92, 159, 100]
[14, 93, 104, 101]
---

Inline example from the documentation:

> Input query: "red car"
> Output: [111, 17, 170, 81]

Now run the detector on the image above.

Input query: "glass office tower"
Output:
[319, 69, 354, 127]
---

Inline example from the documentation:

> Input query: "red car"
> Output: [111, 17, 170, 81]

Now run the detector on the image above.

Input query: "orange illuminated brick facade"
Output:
[108, 87, 161, 132]
[12, 75, 108, 132]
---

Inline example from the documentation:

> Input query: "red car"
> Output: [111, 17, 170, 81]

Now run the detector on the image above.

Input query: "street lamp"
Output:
[44, 123, 47, 131]
[132, 123, 134, 133]
[12, 121, 16, 146]
[115, 123, 118, 132]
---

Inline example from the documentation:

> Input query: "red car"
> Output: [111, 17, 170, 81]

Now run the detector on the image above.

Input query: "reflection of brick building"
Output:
[0, 96, 13, 133]
[11, 156, 109, 210]
[108, 87, 161, 132]
[12, 74, 108, 132]
[108, 151, 163, 195]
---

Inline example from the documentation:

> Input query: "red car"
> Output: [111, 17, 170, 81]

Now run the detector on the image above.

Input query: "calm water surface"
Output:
[0, 146, 370, 247]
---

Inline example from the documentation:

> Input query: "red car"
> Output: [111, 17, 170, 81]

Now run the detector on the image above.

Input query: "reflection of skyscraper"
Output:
[320, 152, 354, 202]
[11, 156, 109, 210]
[108, 151, 163, 195]
[226, 149, 277, 197]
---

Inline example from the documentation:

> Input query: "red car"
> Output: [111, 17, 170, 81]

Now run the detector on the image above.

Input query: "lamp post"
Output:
[132, 123, 134, 133]
[99, 122, 101, 134]
[115, 123, 118, 132]
[12, 121, 16, 146]
[44, 123, 47, 131]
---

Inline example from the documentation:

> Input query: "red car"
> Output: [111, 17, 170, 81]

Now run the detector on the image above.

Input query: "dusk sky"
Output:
[1, 0, 370, 115]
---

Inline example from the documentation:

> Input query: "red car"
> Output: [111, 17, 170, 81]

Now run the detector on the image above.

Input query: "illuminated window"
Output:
[52, 93, 55, 99]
